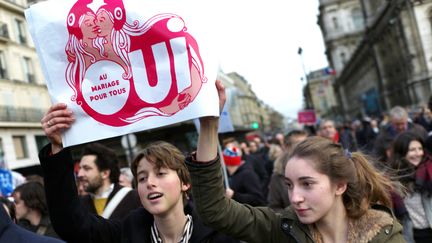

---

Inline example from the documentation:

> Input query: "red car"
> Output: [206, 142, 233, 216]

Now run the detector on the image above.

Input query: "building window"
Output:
[22, 57, 35, 83]
[0, 51, 7, 79]
[0, 138, 5, 168]
[340, 52, 347, 65]
[352, 8, 364, 30]
[35, 135, 49, 152]
[429, 9, 432, 36]
[13, 136, 28, 159]
[0, 22, 9, 39]
[15, 19, 26, 44]
[332, 17, 339, 30]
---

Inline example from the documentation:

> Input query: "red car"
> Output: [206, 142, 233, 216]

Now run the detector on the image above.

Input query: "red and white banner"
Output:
[297, 110, 316, 124]
[25, 0, 219, 147]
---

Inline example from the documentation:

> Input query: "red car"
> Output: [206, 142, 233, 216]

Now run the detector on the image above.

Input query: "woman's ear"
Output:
[181, 183, 191, 192]
[335, 181, 347, 196]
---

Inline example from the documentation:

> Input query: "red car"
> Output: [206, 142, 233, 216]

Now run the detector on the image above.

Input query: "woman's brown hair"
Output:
[289, 136, 393, 218]
[131, 141, 191, 196]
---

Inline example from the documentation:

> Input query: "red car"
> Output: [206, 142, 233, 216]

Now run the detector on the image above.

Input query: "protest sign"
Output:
[193, 87, 235, 134]
[25, 0, 219, 146]
[297, 110, 316, 124]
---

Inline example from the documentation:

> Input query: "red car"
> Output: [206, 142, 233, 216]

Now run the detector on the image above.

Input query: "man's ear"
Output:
[101, 170, 110, 180]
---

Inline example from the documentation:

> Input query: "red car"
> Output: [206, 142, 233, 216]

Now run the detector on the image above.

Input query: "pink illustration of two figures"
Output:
[65, 0, 206, 126]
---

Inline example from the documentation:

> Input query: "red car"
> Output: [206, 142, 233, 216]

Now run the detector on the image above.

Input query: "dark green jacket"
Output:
[186, 156, 406, 243]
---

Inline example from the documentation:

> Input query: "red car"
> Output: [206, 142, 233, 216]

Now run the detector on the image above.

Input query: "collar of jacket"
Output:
[126, 200, 222, 242]
[280, 207, 314, 243]
[279, 205, 398, 243]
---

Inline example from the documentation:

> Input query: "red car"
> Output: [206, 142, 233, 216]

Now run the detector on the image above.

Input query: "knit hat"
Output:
[222, 147, 242, 166]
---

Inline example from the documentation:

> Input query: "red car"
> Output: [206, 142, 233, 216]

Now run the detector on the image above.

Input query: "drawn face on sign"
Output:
[80, 13, 99, 40]
[95, 9, 114, 38]
[65, 0, 207, 127]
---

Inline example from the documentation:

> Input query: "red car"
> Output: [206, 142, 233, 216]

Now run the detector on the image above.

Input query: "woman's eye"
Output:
[303, 182, 312, 188]
[138, 177, 147, 182]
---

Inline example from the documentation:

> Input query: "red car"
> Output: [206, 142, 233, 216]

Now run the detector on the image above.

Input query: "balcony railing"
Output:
[0, 106, 45, 122]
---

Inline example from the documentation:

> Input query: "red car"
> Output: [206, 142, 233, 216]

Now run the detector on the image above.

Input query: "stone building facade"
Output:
[318, 0, 432, 120]
[0, 0, 51, 170]
[306, 68, 339, 119]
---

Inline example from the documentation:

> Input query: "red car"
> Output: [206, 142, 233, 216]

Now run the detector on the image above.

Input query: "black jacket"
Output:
[39, 144, 238, 243]
[0, 205, 64, 243]
[17, 215, 60, 239]
[228, 163, 266, 206]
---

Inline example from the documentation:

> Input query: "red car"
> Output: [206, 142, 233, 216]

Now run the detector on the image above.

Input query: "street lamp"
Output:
[298, 47, 314, 109]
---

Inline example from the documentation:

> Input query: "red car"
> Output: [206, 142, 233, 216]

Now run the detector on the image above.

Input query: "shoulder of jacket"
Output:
[349, 206, 401, 242]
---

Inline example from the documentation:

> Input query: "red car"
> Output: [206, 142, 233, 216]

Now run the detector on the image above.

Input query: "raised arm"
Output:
[196, 80, 225, 162]
[188, 81, 284, 243]
[39, 103, 121, 243]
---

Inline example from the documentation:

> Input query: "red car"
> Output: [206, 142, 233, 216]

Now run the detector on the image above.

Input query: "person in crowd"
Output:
[267, 151, 291, 212]
[371, 118, 380, 134]
[1, 196, 16, 223]
[238, 139, 269, 195]
[413, 104, 432, 133]
[38, 80, 238, 242]
[318, 119, 356, 151]
[390, 132, 432, 243]
[26, 175, 45, 185]
[119, 167, 134, 188]
[76, 143, 141, 220]
[373, 133, 395, 167]
[247, 140, 259, 154]
[378, 106, 428, 141]
[0, 197, 64, 243]
[267, 130, 308, 212]
[250, 136, 273, 179]
[356, 117, 379, 154]
[0, 156, 26, 197]
[285, 130, 309, 149]
[265, 138, 283, 179]
[274, 132, 285, 151]
[318, 119, 339, 142]
[186, 83, 404, 243]
[77, 179, 89, 196]
[12, 181, 59, 239]
[222, 142, 266, 206]
[252, 136, 267, 155]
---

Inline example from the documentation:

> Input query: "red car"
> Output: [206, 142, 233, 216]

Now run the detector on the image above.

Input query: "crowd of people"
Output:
[1, 81, 432, 242]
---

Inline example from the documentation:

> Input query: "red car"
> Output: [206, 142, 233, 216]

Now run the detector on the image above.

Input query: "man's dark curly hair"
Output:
[81, 143, 120, 184]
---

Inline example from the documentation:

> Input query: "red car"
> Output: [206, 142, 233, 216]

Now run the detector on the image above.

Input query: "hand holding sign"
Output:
[41, 103, 75, 154]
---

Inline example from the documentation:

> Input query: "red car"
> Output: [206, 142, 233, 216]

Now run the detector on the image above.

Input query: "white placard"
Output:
[25, 0, 219, 147]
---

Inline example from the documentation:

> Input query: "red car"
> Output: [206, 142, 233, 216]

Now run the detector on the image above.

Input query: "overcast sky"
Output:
[211, 0, 328, 119]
